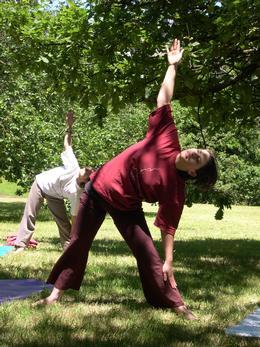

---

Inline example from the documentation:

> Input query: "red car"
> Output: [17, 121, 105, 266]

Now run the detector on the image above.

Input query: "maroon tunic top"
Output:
[90, 104, 185, 235]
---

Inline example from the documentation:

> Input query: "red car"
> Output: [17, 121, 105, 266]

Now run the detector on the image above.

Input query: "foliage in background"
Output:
[0, 0, 259, 214]
[1, 0, 258, 113]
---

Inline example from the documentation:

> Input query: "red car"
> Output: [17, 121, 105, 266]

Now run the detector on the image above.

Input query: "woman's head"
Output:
[176, 149, 218, 190]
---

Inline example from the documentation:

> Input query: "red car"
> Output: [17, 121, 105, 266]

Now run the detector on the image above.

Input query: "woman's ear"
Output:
[187, 170, 197, 177]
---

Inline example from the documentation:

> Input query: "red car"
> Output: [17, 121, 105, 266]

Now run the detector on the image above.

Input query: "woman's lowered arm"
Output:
[161, 230, 177, 288]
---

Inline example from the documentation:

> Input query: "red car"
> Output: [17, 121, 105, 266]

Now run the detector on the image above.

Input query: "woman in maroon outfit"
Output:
[37, 39, 217, 320]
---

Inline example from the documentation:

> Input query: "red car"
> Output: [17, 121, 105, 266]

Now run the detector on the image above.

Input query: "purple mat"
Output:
[0, 279, 52, 304]
[226, 308, 260, 338]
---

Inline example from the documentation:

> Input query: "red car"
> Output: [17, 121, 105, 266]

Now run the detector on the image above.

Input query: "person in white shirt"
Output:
[14, 111, 92, 252]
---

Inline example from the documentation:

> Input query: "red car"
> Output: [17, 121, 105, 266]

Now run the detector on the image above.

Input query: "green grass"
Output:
[0, 198, 259, 347]
[0, 179, 27, 197]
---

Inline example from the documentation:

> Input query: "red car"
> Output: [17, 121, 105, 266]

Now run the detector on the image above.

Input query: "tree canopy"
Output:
[0, 0, 259, 216]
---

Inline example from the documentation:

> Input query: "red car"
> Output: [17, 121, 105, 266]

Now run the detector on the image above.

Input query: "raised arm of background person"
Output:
[161, 231, 177, 288]
[157, 39, 183, 109]
[64, 110, 74, 150]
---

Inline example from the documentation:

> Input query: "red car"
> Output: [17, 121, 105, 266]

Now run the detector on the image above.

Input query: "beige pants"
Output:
[15, 180, 71, 249]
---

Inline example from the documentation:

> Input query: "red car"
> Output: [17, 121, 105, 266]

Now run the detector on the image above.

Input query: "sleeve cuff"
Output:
[154, 221, 176, 236]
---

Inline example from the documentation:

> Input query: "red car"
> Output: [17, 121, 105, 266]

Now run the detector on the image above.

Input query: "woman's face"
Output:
[179, 148, 210, 171]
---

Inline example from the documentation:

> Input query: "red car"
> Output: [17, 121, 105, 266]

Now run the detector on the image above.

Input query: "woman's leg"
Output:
[14, 180, 44, 249]
[47, 191, 106, 291]
[45, 195, 71, 249]
[108, 208, 184, 309]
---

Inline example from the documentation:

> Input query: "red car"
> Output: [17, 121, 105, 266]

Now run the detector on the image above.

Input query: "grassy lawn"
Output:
[0, 196, 259, 347]
[0, 179, 27, 198]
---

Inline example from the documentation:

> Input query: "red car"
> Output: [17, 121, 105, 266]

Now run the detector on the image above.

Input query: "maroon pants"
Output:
[47, 186, 184, 308]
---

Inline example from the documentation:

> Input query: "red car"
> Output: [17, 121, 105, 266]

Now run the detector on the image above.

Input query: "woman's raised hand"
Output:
[167, 38, 184, 65]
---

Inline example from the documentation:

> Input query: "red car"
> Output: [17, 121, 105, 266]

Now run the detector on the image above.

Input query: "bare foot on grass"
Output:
[32, 296, 59, 307]
[13, 246, 25, 254]
[174, 305, 197, 320]
[32, 287, 63, 307]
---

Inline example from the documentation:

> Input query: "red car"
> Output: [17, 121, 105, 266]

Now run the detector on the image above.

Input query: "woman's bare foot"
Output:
[174, 305, 197, 320]
[32, 296, 58, 306]
[13, 246, 25, 254]
[32, 287, 63, 306]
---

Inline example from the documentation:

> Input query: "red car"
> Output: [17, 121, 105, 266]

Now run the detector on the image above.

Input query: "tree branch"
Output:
[197, 97, 207, 148]
[208, 60, 260, 94]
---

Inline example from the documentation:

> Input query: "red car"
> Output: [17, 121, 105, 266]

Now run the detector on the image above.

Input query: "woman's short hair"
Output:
[177, 150, 218, 191]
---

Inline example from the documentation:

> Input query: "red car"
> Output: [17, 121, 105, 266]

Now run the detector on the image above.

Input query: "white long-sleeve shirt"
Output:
[36, 146, 83, 215]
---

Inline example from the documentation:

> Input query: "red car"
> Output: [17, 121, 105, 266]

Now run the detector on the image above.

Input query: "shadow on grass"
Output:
[0, 238, 259, 346]
[0, 264, 54, 282]
[144, 211, 157, 218]
[2, 305, 260, 347]
[0, 201, 53, 222]
[1, 237, 259, 290]
[37, 236, 62, 247]
[1, 238, 259, 303]
[82, 238, 260, 311]
[0, 312, 205, 347]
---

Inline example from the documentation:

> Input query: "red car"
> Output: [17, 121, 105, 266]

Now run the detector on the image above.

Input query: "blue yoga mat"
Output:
[0, 279, 52, 304]
[226, 308, 260, 338]
[0, 246, 14, 257]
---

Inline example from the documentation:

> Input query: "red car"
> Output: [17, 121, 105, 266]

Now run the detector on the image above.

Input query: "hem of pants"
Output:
[46, 280, 80, 291]
[14, 241, 27, 248]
